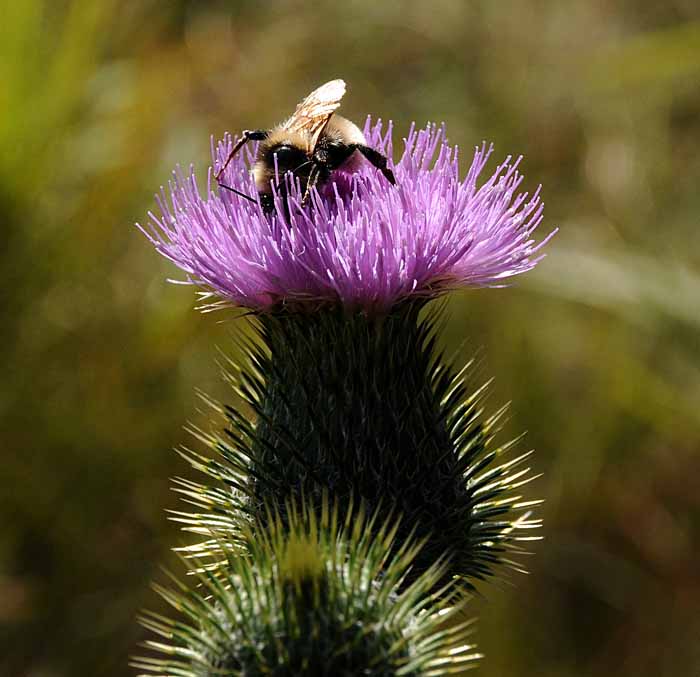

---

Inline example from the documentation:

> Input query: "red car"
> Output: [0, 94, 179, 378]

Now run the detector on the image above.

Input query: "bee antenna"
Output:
[218, 183, 257, 204]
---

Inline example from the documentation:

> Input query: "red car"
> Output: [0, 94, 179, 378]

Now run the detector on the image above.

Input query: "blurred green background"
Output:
[2, 1, 699, 675]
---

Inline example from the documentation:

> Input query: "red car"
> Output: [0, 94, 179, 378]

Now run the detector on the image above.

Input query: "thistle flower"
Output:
[134, 500, 481, 676]
[136, 105, 551, 677]
[140, 119, 552, 312]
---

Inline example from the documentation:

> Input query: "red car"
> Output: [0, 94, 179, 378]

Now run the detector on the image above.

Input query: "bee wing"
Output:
[282, 79, 346, 149]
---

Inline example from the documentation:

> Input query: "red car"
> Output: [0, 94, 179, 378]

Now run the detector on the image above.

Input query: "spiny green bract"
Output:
[134, 500, 480, 676]
[176, 301, 540, 591]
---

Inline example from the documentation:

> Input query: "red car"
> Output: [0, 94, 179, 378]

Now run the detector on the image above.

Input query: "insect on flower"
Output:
[215, 79, 396, 212]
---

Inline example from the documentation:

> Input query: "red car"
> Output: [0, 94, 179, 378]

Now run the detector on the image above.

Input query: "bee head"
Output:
[265, 143, 310, 178]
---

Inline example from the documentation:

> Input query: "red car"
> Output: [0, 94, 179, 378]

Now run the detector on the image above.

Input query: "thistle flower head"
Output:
[140, 119, 553, 312]
[134, 500, 481, 676]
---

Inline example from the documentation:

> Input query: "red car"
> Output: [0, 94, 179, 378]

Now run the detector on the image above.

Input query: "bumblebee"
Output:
[215, 79, 395, 212]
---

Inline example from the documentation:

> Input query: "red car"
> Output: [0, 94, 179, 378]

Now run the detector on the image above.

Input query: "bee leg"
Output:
[215, 129, 268, 182]
[353, 145, 396, 185]
[301, 164, 323, 206]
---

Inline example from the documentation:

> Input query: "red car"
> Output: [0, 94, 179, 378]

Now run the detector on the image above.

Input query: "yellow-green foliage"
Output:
[3, 2, 700, 676]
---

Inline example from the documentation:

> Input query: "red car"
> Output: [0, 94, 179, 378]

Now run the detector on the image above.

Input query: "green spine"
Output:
[135, 501, 480, 676]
